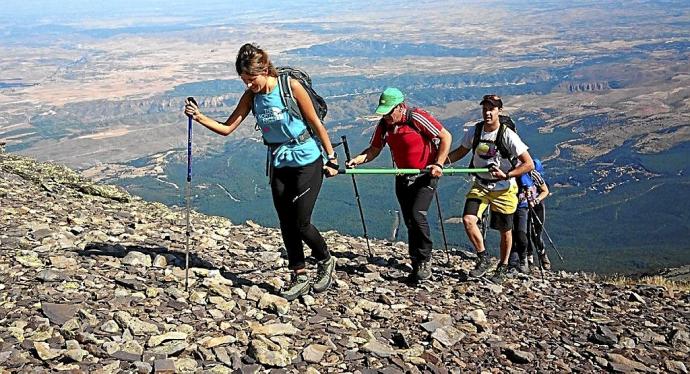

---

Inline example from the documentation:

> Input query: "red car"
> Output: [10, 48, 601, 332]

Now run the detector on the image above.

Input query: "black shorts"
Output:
[463, 198, 514, 232]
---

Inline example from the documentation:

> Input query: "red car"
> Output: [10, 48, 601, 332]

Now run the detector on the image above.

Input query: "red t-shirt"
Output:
[370, 106, 444, 169]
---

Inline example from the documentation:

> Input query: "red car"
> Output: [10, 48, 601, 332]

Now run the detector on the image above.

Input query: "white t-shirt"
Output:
[460, 124, 528, 191]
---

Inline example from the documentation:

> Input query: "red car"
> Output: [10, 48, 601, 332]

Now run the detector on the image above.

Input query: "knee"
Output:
[296, 221, 313, 235]
[463, 215, 478, 229]
[411, 209, 429, 225]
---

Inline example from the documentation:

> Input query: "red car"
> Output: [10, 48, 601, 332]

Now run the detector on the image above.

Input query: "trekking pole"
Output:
[184, 97, 197, 291]
[433, 191, 451, 265]
[341, 136, 374, 257]
[528, 206, 565, 264]
[528, 213, 545, 281]
[337, 167, 489, 175]
[480, 208, 489, 242]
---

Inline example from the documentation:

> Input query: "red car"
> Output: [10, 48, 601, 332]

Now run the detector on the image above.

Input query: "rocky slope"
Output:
[1, 152, 689, 373]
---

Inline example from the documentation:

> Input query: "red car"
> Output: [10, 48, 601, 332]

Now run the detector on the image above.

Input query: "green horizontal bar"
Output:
[338, 168, 489, 175]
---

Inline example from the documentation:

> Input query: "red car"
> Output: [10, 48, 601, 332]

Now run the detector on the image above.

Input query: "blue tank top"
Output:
[253, 83, 322, 168]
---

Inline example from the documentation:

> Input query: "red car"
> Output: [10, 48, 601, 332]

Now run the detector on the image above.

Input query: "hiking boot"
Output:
[506, 266, 520, 278]
[312, 256, 336, 293]
[489, 264, 508, 284]
[407, 261, 419, 283]
[539, 252, 551, 270]
[414, 260, 432, 281]
[280, 272, 310, 301]
[469, 253, 492, 278]
[518, 257, 530, 274]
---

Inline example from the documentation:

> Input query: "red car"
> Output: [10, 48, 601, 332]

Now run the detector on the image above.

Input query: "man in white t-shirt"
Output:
[447, 94, 534, 283]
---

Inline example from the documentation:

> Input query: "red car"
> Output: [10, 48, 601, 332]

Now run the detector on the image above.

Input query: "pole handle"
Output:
[186, 97, 196, 182]
[341, 135, 352, 161]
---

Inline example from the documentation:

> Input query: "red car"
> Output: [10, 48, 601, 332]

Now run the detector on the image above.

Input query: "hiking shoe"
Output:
[489, 264, 508, 284]
[506, 266, 520, 278]
[518, 257, 530, 274]
[415, 260, 432, 281]
[469, 254, 492, 278]
[280, 272, 310, 301]
[539, 252, 551, 270]
[312, 256, 336, 293]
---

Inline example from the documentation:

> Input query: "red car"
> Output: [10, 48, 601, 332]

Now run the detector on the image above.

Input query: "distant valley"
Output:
[1, 0, 689, 274]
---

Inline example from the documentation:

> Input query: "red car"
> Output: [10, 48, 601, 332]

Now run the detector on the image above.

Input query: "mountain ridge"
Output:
[1, 152, 689, 372]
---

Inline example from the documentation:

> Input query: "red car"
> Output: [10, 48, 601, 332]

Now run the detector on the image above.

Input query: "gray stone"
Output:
[246, 285, 264, 301]
[175, 357, 197, 373]
[151, 341, 188, 356]
[467, 309, 487, 326]
[41, 303, 80, 325]
[670, 328, 690, 347]
[361, 339, 395, 358]
[606, 352, 651, 373]
[628, 292, 646, 304]
[148, 332, 188, 347]
[431, 326, 465, 347]
[152, 254, 167, 268]
[250, 322, 298, 337]
[122, 251, 152, 267]
[248, 339, 291, 367]
[33, 341, 61, 360]
[666, 360, 688, 374]
[421, 313, 452, 333]
[201, 335, 236, 349]
[302, 344, 329, 363]
[504, 348, 535, 364]
[36, 269, 67, 282]
[100, 320, 120, 334]
[112, 350, 141, 362]
[258, 293, 290, 315]
[134, 361, 154, 374]
[154, 358, 175, 373]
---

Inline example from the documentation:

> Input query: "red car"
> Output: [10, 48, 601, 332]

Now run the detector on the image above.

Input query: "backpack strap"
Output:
[470, 121, 483, 155]
[405, 108, 415, 127]
[406, 107, 441, 151]
[469, 121, 517, 167]
[277, 73, 302, 120]
[468, 122, 484, 170]
[495, 123, 518, 168]
[469, 121, 516, 181]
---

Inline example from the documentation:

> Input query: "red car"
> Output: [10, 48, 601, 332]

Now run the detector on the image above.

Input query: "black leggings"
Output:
[395, 174, 438, 263]
[512, 203, 545, 260]
[271, 158, 330, 270]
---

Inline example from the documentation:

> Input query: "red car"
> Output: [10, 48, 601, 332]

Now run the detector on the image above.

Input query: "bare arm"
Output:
[510, 151, 534, 178]
[537, 181, 550, 202]
[434, 128, 452, 165]
[447, 145, 471, 164]
[426, 128, 452, 177]
[184, 91, 253, 136]
[346, 145, 383, 167]
[491, 151, 534, 180]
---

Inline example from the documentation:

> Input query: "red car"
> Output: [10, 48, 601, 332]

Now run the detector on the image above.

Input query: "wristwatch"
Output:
[327, 152, 338, 161]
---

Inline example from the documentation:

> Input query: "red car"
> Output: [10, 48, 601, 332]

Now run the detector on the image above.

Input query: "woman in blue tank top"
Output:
[184, 43, 338, 301]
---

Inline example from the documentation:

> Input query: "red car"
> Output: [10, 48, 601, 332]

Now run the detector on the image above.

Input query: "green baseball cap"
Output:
[375, 87, 405, 115]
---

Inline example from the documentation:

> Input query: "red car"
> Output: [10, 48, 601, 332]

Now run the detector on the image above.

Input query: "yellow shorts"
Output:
[465, 182, 518, 216]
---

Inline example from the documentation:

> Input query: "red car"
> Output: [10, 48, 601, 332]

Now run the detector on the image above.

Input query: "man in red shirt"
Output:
[347, 87, 452, 282]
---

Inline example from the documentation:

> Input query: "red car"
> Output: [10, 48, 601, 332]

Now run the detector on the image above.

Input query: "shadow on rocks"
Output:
[77, 242, 277, 292]
[330, 249, 412, 273]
